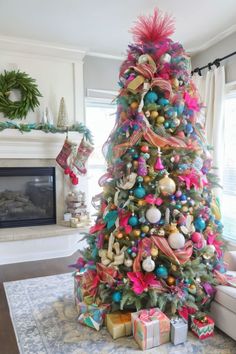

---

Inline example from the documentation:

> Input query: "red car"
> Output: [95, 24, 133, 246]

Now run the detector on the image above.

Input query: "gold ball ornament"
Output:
[158, 174, 176, 196]
[143, 175, 151, 183]
[171, 78, 179, 88]
[166, 275, 176, 286]
[156, 116, 165, 124]
[138, 199, 146, 207]
[133, 229, 141, 237]
[120, 111, 127, 122]
[171, 264, 178, 272]
[133, 160, 139, 168]
[104, 234, 109, 241]
[150, 247, 159, 257]
[141, 225, 150, 233]
[150, 111, 159, 119]
[130, 101, 139, 110]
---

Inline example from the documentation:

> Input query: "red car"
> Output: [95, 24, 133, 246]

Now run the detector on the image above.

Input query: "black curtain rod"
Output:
[191, 51, 236, 75]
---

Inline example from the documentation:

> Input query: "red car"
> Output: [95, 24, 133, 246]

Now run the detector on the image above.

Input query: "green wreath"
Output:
[0, 70, 42, 120]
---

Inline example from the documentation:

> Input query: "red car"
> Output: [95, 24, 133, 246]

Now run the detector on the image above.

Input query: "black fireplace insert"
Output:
[0, 167, 56, 228]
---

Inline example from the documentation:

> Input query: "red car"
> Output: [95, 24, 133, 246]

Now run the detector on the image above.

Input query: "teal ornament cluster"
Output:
[128, 215, 139, 226]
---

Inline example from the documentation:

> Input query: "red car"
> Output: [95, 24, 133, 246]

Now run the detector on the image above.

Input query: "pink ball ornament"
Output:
[177, 131, 185, 138]
[191, 232, 202, 243]
[174, 155, 180, 163]
[175, 190, 182, 198]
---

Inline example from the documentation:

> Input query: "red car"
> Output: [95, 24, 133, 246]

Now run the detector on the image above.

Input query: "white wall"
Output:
[0, 36, 85, 124]
[191, 31, 236, 83]
[84, 55, 122, 98]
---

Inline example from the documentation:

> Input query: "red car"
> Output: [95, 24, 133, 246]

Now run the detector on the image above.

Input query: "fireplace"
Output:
[0, 167, 56, 228]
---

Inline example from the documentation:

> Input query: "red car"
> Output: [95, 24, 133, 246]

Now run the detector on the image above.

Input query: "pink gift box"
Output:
[131, 308, 170, 350]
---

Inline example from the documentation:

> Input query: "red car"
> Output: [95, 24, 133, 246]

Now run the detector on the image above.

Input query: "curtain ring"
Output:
[214, 59, 221, 68]
[208, 63, 213, 71]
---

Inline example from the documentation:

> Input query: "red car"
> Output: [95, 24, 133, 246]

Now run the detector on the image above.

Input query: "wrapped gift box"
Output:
[106, 312, 132, 339]
[191, 315, 214, 339]
[74, 273, 83, 303]
[74, 271, 97, 305]
[131, 308, 170, 350]
[170, 317, 188, 345]
[77, 301, 111, 331]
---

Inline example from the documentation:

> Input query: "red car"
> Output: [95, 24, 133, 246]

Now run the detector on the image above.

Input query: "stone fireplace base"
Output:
[0, 224, 88, 265]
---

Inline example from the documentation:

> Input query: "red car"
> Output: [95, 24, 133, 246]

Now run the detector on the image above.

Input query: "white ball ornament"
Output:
[168, 226, 185, 249]
[142, 256, 155, 272]
[146, 205, 161, 224]
[160, 53, 171, 63]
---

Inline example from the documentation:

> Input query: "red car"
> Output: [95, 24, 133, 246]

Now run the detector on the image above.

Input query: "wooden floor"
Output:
[0, 253, 78, 354]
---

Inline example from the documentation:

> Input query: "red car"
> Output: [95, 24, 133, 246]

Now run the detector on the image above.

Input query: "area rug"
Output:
[4, 273, 236, 354]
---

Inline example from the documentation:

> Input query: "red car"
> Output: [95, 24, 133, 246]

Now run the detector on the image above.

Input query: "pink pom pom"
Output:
[130, 8, 175, 45]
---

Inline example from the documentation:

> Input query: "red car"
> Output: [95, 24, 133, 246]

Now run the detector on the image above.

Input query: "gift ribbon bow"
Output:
[139, 308, 160, 322]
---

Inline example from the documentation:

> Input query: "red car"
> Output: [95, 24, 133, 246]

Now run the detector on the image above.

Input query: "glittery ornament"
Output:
[146, 205, 161, 223]
[158, 174, 176, 196]
[166, 275, 176, 286]
[168, 224, 185, 249]
[134, 183, 146, 198]
[137, 156, 148, 176]
[142, 256, 156, 272]
[151, 247, 159, 257]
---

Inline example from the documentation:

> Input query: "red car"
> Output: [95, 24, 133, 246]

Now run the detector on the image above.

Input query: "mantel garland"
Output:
[0, 121, 93, 144]
[0, 70, 42, 120]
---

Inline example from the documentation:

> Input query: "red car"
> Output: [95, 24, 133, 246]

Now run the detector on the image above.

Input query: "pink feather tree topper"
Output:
[130, 8, 175, 45]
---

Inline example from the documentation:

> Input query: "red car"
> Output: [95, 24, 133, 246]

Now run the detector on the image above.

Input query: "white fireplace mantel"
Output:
[0, 129, 83, 159]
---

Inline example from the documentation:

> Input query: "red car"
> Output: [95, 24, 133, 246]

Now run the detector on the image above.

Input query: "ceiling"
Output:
[0, 0, 236, 58]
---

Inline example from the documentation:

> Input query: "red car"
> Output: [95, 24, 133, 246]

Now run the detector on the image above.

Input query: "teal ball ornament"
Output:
[155, 265, 168, 279]
[194, 217, 206, 231]
[128, 215, 139, 226]
[134, 184, 146, 199]
[112, 291, 122, 303]
[145, 91, 158, 103]
[158, 98, 169, 106]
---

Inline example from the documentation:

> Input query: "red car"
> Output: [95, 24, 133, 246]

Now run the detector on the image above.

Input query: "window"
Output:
[85, 99, 116, 214]
[222, 89, 236, 241]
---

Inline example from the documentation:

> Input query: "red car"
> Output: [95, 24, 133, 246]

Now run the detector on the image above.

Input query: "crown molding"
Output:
[188, 24, 236, 55]
[0, 35, 87, 61]
[86, 51, 124, 61]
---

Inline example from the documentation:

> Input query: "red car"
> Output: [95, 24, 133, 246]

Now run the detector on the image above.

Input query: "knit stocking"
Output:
[73, 139, 94, 175]
[56, 139, 73, 170]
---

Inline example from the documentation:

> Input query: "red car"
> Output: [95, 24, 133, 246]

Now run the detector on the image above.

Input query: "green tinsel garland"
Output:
[0, 121, 93, 144]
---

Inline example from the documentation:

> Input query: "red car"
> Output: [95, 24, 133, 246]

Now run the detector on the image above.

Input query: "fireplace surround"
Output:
[0, 129, 88, 264]
[0, 167, 56, 228]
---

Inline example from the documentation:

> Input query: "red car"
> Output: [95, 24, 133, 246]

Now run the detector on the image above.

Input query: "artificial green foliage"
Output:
[0, 70, 42, 120]
[0, 121, 93, 144]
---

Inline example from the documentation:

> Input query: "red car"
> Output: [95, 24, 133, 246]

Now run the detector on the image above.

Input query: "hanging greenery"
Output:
[0, 121, 94, 144]
[0, 70, 42, 120]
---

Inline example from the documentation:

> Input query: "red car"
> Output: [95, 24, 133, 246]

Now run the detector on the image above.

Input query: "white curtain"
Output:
[192, 66, 225, 189]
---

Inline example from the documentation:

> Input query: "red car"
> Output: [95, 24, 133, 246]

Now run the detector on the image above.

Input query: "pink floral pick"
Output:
[127, 271, 161, 295]
[183, 92, 199, 111]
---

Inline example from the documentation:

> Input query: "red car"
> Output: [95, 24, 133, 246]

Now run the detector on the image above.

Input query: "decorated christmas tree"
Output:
[74, 10, 225, 316]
